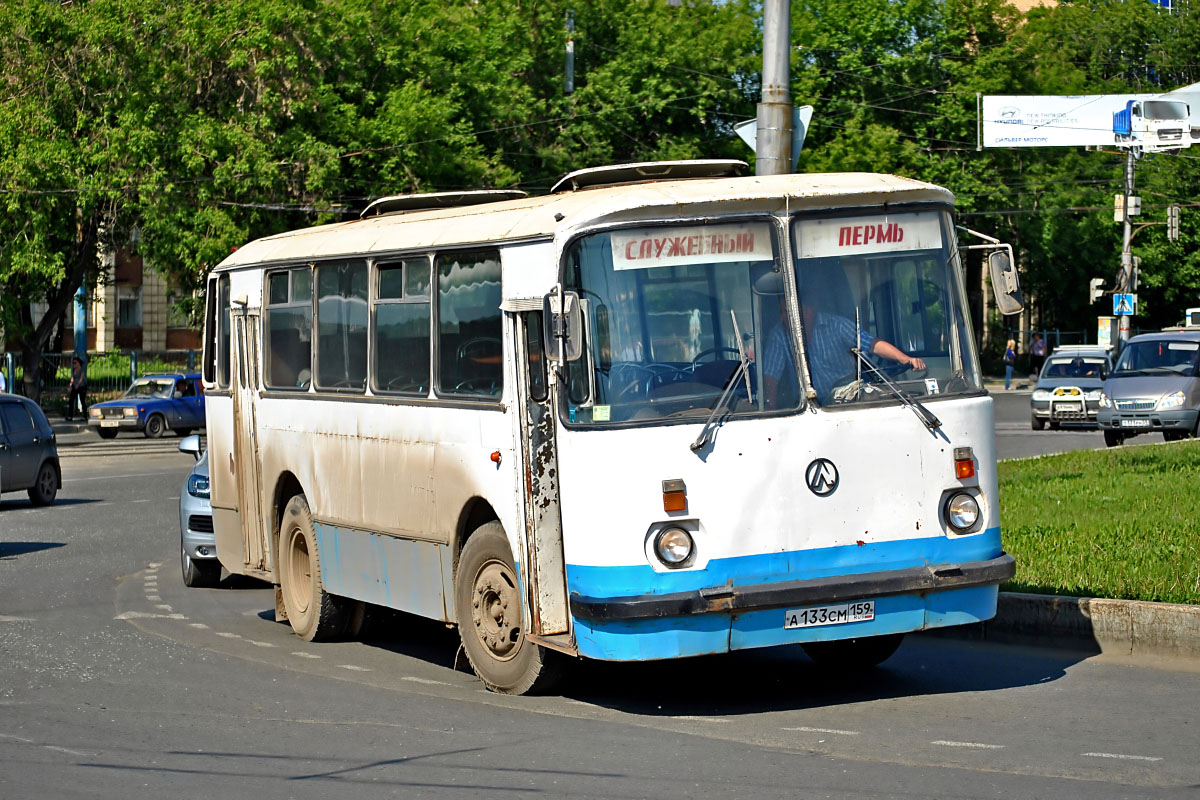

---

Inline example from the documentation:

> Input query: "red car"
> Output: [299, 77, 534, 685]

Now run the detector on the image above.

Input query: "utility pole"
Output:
[757, 0, 792, 176]
[1117, 148, 1137, 352]
[564, 10, 575, 96]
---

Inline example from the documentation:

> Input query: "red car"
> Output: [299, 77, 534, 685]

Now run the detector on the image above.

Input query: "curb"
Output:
[935, 592, 1200, 660]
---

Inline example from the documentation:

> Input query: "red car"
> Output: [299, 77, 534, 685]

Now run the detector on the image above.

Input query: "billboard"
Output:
[981, 82, 1200, 150]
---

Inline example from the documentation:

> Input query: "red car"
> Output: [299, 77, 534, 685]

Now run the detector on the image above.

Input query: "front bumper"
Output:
[568, 552, 1015, 661]
[89, 418, 142, 429]
[180, 496, 217, 559]
[1031, 397, 1099, 423]
[1098, 407, 1199, 433]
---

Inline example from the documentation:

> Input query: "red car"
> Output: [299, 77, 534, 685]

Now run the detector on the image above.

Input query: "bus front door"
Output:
[232, 311, 269, 574]
[515, 312, 569, 637]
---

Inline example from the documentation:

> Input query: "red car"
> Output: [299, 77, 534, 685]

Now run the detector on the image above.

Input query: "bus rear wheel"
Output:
[278, 495, 349, 642]
[802, 633, 905, 670]
[454, 522, 560, 695]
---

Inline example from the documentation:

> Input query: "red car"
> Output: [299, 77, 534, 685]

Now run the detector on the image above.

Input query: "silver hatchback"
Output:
[1098, 331, 1200, 446]
[178, 435, 220, 587]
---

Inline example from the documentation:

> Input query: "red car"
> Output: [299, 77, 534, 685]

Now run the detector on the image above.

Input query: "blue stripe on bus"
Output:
[570, 585, 1000, 661]
[565, 531, 1003, 661]
[565, 528, 1002, 600]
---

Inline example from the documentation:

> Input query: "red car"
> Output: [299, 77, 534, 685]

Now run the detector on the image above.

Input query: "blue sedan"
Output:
[88, 373, 206, 439]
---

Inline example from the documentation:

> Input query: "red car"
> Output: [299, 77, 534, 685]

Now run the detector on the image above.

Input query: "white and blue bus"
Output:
[201, 161, 1020, 694]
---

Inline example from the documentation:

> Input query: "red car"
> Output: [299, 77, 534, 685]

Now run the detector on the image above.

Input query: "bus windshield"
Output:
[563, 220, 800, 424]
[791, 210, 981, 406]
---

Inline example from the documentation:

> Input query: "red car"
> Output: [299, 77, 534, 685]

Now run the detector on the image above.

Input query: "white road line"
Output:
[114, 611, 185, 620]
[292, 652, 321, 659]
[0, 616, 33, 623]
[1083, 752, 1163, 762]
[129, 499, 152, 504]
[671, 716, 729, 724]
[148, 563, 161, 569]
[146, 595, 162, 602]
[783, 726, 860, 736]
[0, 733, 35, 743]
[188, 623, 209, 629]
[63, 472, 179, 484]
[44, 745, 88, 756]
[154, 604, 172, 612]
[338, 664, 371, 672]
[247, 640, 276, 648]
[215, 632, 241, 639]
[932, 740, 1005, 749]
[401, 676, 448, 685]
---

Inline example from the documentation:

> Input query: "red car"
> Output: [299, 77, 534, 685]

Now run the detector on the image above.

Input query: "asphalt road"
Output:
[2, 437, 1199, 798]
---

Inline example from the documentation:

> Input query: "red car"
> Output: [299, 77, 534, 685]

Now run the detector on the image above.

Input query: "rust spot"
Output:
[856, 540, 865, 546]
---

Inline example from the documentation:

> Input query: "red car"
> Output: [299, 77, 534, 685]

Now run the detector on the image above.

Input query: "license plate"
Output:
[784, 600, 875, 629]
[1055, 403, 1082, 412]
[1121, 419, 1151, 428]
[101, 420, 118, 428]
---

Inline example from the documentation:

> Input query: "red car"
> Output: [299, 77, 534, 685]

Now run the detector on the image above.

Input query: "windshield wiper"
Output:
[849, 347, 942, 430]
[691, 311, 754, 452]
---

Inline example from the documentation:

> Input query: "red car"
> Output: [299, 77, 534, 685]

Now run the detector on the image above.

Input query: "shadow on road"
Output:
[0, 541, 66, 559]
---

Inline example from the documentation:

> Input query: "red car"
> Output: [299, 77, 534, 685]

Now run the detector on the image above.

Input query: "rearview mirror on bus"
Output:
[988, 248, 1024, 316]
[543, 290, 583, 362]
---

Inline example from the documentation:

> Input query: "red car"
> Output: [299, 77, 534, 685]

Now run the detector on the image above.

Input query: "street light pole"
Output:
[756, 0, 792, 176]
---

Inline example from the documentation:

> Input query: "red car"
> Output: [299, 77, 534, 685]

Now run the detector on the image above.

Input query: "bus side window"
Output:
[264, 267, 313, 390]
[216, 275, 232, 389]
[373, 258, 431, 395]
[436, 250, 503, 398]
[315, 260, 368, 392]
[525, 312, 547, 402]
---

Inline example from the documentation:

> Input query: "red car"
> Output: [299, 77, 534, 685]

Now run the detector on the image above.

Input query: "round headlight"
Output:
[654, 527, 694, 567]
[945, 493, 980, 532]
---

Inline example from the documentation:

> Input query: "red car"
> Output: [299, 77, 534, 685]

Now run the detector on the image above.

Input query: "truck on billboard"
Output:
[1113, 99, 1193, 152]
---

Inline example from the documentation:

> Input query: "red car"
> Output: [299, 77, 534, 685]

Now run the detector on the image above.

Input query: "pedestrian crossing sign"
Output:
[1113, 293, 1137, 316]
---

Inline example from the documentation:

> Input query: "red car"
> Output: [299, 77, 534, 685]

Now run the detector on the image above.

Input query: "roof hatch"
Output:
[550, 159, 748, 194]
[360, 190, 528, 219]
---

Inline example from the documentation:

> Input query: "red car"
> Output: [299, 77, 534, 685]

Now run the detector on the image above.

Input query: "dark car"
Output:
[87, 373, 205, 439]
[0, 394, 60, 505]
[1029, 346, 1112, 430]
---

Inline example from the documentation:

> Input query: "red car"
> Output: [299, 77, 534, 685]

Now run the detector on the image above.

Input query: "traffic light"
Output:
[1168, 204, 1181, 242]
[1089, 278, 1105, 303]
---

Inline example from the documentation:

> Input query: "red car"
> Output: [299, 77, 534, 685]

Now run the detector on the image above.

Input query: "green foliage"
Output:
[999, 442, 1200, 604]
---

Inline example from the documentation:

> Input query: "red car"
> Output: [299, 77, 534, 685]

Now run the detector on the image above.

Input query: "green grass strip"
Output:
[999, 441, 1200, 604]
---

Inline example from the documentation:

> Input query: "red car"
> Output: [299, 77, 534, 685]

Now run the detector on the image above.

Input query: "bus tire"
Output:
[278, 495, 349, 642]
[801, 633, 904, 670]
[455, 522, 560, 695]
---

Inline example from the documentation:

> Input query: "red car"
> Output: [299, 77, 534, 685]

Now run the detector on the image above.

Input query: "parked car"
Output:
[0, 394, 60, 505]
[178, 434, 220, 587]
[88, 373, 205, 439]
[1098, 330, 1200, 447]
[1029, 346, 1112, 430]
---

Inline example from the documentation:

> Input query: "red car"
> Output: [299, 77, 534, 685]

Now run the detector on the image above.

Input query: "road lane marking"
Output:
[215, 632, 241, 639]
[1083, 752, 1162, 762]
[247, 640, 276, 648]
[114, 611, 186, 620]
[0, 733, 35, 743]
[188, 623, 209, 629]
[44, 745, 88, 756]
[0, 616, 33, 623]
[154, 604, 172, 612]
[671, 716, 729, 724]
[146, 595, 162, 602]
[338, 664, 371, 672]
[932, 740, 1005, 749]
[401, 676, 448, 685]
[784, 726, 860, 736]
[292, 652, 321, 659]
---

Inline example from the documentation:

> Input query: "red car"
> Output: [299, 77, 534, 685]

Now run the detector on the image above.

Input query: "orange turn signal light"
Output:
[490, 451, 502, 464]
[662, 479, 687, 512]
[953, 447, 975, 479]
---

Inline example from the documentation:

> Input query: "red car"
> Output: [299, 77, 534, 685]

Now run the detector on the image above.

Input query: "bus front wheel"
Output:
[801, 633, 904, 670]
[454, 522, 560, 695]
[278, 495, 349, 642]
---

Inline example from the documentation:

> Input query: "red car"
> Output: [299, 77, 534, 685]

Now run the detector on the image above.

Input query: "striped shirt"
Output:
[764, 312, 875, 401]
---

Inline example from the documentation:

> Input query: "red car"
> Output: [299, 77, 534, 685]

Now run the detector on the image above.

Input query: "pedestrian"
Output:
[1030, 332, 1047, 377]
[1003, 339, 1016, 390]
[67, 356, 88, 420]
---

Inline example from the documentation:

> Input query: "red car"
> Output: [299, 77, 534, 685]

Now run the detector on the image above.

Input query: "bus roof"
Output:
[214, 171, 953, 271]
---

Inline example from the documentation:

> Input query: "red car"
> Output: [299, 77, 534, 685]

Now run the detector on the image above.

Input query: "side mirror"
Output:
[543, 290, 583, 362]
[178, 434, 202, 461]
[988, 248, 1024, 316]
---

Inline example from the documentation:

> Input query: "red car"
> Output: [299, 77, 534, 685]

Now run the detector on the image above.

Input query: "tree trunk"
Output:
[17, 207, 103, 405]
